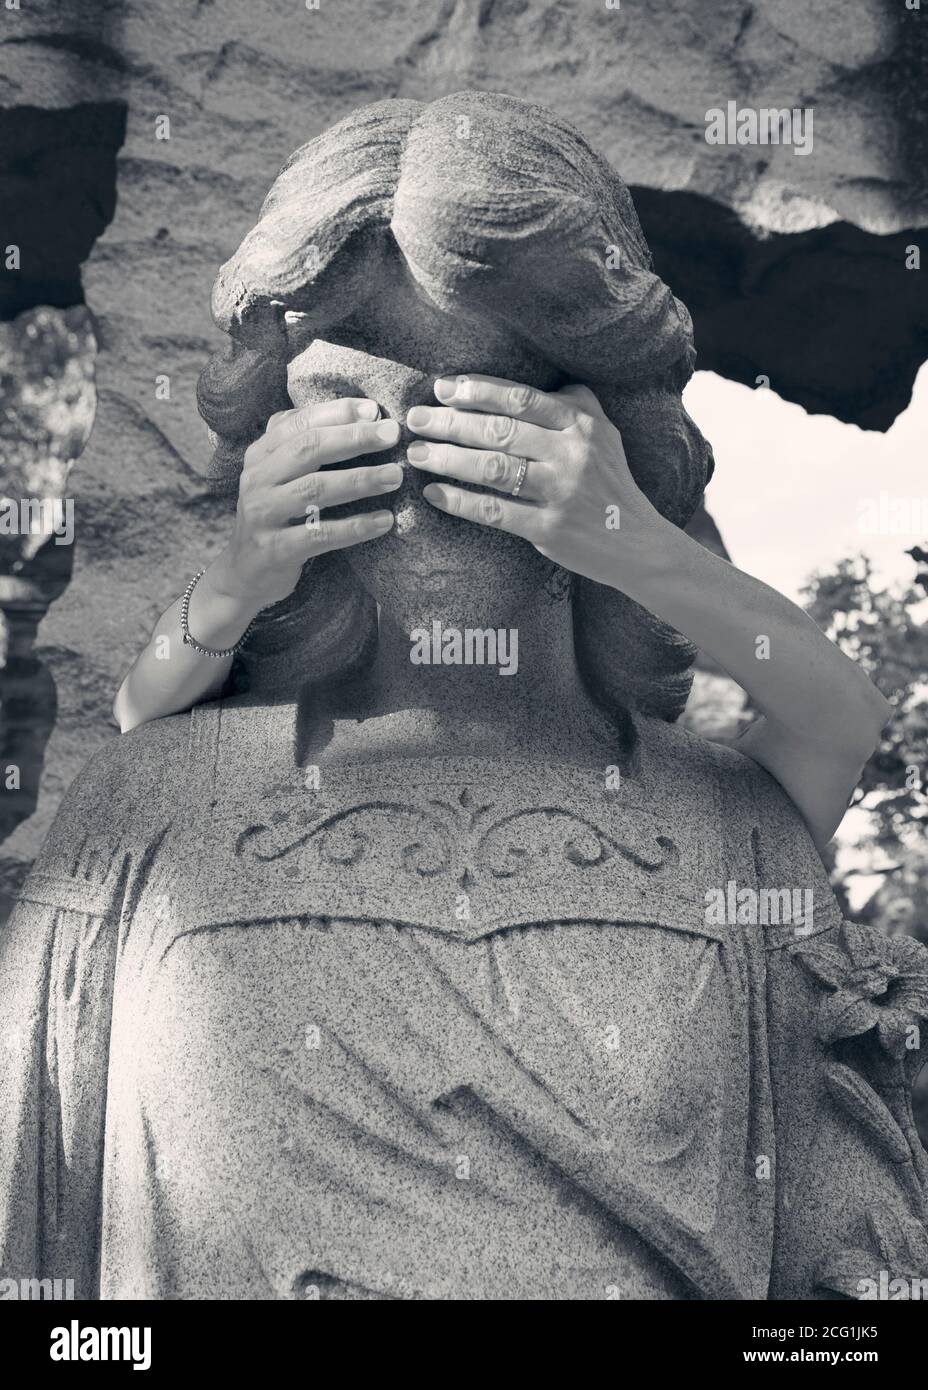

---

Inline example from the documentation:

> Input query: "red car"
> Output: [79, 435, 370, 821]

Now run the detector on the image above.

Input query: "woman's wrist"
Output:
[201, 551, 266, 612]
[184, 557, 263, 650]
[601, 504, 690, 611]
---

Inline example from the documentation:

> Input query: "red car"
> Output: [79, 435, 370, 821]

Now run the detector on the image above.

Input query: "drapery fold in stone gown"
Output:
[1, 699, 923, 1299]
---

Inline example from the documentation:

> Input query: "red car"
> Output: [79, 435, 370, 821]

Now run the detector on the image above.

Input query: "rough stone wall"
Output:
[1, 0, 926, 900]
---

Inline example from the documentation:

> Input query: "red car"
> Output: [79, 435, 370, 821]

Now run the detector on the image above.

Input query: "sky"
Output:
[683, 362, 928, 604]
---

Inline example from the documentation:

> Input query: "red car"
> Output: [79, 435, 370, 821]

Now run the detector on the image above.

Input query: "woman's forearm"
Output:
[615, 518, 891, 757]
[112, 560, 261, 733]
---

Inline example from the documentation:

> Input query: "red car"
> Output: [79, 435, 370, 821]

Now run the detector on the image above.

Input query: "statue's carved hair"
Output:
[197, 91, 713, 720]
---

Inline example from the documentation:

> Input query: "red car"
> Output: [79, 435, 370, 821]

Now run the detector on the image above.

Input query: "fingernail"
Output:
[434, 377, 456, 401]
[375, 419, 399, 443]
[407, 406, 432, 428]
[407, 442, 430, 462]
[379, 464, 403, 485]
[358, 399, 379, 420]
[423, 483, 447, 507]
[372, 510, 394, 529]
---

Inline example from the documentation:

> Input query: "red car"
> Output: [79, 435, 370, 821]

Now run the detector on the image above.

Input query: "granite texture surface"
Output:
[1, 80, 925, 1303]
[1, 701, 925, 1298]
[1, 0, 927, 900]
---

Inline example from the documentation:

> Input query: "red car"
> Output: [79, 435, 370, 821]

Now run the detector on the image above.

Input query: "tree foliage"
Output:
[801, 549, 928, 941]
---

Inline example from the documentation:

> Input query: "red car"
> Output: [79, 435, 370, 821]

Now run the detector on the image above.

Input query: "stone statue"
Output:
[2, 92, 926, 1301]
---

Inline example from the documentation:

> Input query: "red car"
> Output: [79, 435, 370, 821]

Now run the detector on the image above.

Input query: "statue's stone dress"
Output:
[2, 699, 925, 1299]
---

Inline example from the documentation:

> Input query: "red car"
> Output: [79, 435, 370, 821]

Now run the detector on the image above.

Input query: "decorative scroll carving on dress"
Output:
[235, 785, 680, 891]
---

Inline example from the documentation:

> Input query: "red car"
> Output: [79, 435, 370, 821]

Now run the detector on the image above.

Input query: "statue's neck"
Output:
[322, 589, 621, 764]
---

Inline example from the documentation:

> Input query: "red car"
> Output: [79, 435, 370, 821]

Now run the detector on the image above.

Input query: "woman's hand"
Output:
[211, 397, 402, 613]
[406, 372, 890, 849]
[112, 398, 401, 734]
[406, 374, 663, 589]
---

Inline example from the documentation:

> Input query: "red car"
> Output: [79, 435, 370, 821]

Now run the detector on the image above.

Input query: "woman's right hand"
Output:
[114, 398, 402, 733]
[209, 397, 402, 613]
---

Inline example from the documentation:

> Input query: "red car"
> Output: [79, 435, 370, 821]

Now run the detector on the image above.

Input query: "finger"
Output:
[406, 403, 554, 462]
[267, 397, 381, 440]
[274, 462, 403, 520]
[278, 508, 395, 561]
[263, 418, 401, 483]
[249, 399, 381, 463]
[421, 481, 540, 541]
[265, 407, 297, 433]
[432, 373, 582, 430]
[406, 440, 549, 502]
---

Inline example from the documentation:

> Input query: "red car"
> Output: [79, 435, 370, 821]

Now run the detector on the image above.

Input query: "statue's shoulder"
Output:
[635, 715, 768, 798]
[47, 712, 195, 844]
[84, 709, 193, 788]
[638, 717, 834, 890]
[643, 718, 805, 823]
[699, 732, 821, 847]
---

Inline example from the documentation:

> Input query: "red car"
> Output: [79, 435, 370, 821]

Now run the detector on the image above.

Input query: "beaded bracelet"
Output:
[180, 569, 257, 659]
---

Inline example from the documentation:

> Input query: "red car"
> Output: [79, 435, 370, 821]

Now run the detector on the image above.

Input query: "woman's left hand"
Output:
[405, 375, 892, 851]
[406, 374, 663, 590]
